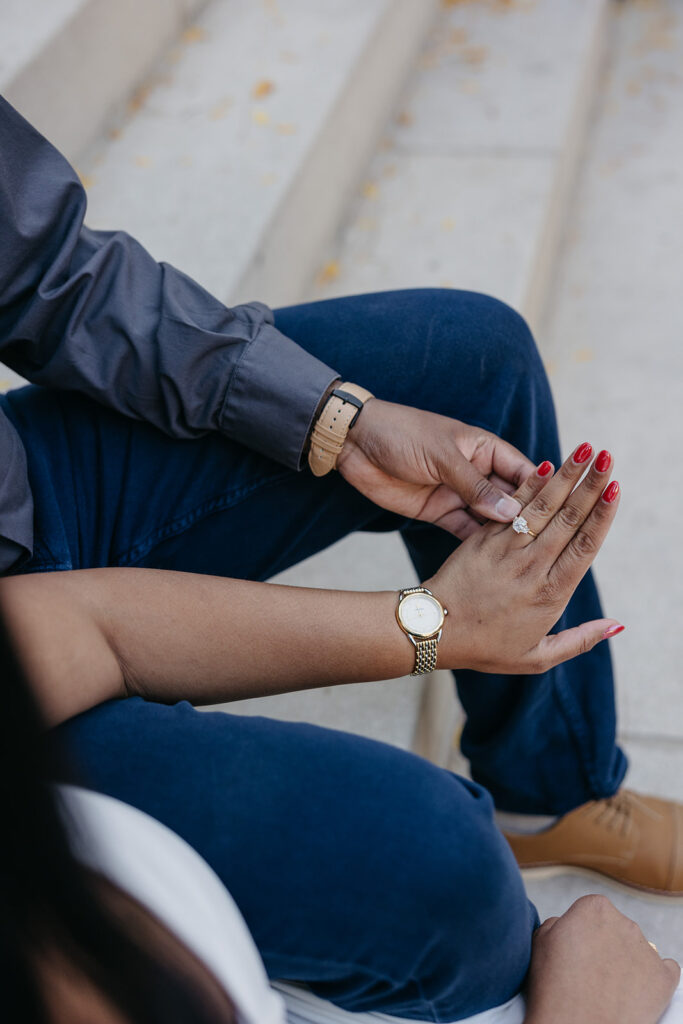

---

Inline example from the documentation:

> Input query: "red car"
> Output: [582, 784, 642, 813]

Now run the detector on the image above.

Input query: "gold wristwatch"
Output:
[396, 587, 448, 676]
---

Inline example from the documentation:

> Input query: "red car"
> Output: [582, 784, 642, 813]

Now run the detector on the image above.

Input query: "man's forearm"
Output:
[0, 97, 339, 472]
[0, 569, 414, 726]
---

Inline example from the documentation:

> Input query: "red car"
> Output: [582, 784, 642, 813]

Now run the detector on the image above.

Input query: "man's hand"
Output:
[524, 895, 680, 1024]
[336, 398, 534, 539]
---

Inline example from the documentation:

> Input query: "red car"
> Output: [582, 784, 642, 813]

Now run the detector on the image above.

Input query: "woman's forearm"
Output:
[0, 569, 415, 725]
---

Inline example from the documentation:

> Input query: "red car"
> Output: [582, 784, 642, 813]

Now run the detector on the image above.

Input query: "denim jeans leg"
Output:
[272, 288, 627, 814]
[2, 287, 626, 815]
[54, 698, 538, 1022]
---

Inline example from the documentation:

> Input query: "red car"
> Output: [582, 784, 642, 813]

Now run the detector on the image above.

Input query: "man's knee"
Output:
[436, 288, 541, 380]
[395, 288, 546, 419]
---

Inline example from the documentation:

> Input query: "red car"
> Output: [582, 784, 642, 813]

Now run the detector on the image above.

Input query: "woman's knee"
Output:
[314, 759, 536, 1017]
[388, 775, 536, 1016]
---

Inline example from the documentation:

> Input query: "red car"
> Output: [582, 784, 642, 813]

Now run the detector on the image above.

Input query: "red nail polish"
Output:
[602, 481, 620, 503]
[573, 442, 593, 465]
[602, 624, 625, 639]
[595, 449, 611, 473]
[537, 460, 552, 477]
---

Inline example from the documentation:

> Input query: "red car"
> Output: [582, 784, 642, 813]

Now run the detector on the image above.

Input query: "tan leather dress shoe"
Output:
[503, 790, 683, 899]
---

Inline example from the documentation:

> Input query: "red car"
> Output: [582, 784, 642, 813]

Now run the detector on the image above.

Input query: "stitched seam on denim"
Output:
[114, 470, 291, 566]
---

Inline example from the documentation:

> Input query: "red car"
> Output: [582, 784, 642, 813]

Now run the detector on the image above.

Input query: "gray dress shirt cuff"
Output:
[220, 318, 340, 470]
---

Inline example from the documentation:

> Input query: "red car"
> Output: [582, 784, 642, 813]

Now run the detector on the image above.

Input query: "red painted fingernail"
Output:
[537, 460, 553, 477]
[595, 449, 611, 473]
[602, 480, 620, 503]
[573, 442, 593, 465]
[602, 624, 625, 639]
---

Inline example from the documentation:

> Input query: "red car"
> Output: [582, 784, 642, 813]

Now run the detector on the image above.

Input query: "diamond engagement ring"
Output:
[512, 515, 537, 538]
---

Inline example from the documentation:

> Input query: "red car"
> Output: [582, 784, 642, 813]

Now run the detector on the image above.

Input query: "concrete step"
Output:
[305, 0, 611, 335]
[541, 0, 683, 747]
[2, 0, 208, 164]
[500, 0, 683, 963]
[74, 0, 440, 309]
[259, 0, 612, 759]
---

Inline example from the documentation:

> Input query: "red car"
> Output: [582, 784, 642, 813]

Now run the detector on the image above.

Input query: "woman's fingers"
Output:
[550, 478, 620, 589]
[534, 449, 614, 559]
[488, 460, 555, 536]
[662, 958, 682, 987]
[527, 617, 625, 674]
[511, 442, 595, 541]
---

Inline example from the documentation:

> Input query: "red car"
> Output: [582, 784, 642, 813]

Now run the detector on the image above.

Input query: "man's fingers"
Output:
[445, 449, 523, 522]
[434, 506, 483, 540]
[528, 619, 625, 673]
[488, 435, 536, 490]
[488, 473, 517, 496]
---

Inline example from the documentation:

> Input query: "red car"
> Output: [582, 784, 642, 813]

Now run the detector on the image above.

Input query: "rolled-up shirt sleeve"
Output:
[0, 96, 341, 570]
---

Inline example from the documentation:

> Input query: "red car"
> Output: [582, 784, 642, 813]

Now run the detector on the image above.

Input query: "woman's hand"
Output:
[524, 895, 680, 1024]
[336, 398, 534, 539]
[425, 442, 623, 676]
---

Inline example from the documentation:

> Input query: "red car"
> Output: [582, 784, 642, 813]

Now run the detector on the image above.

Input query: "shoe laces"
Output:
[593, 791, 636, 837]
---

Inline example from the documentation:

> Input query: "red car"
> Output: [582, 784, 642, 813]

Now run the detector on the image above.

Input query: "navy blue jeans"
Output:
[3, 289, 627, 1020]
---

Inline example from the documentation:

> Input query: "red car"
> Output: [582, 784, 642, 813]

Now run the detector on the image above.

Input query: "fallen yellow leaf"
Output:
[318, 261, 340, 283]
[76, 170, 96, 189]
[252, 79, 275, 98]
[182, 26, 206, 44]
[127, 84, 152, 114]
[252, 108, 270, 125]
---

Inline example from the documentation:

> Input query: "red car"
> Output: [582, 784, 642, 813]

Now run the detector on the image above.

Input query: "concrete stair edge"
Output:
[522, 0, 613, 336]
[230, 0, 442, 308]
[3, 0, 210, 165]
[413, 0, 614, 768]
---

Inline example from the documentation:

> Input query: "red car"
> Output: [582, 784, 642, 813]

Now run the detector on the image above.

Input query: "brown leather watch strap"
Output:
[308, 382, 374, 477]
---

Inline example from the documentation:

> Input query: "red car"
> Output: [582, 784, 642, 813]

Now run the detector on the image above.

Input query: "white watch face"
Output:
[398, 592, 443, 638]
